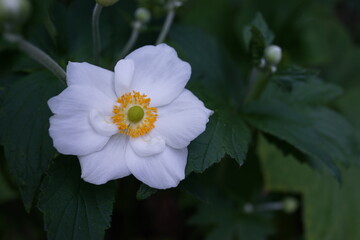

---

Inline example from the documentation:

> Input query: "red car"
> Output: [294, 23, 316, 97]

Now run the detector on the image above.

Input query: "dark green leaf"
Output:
[271, 65, 319, 83]
[266, 67, 342, 104]
[243, 13, 274, 66]
[186, 111, 251, 175]
[243, 13, 274, 48]
[136, 184, 157, 200]
[269, 65, 319, 90]
[244, 26, 266, 66]
[0, 71, 63, 210]
[38, 156, 116, 240]
[169, 25, 247, 107]
[244, 100, 354, 180]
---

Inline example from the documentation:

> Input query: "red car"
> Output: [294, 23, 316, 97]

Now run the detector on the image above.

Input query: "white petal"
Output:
[48, 86, 115, 155]
[89, 109, 118, 136]
[129, 134, 166, 157]
[48, 85, 114, 116]
[79, 134, 131, 185]
[67, 62, 117, 100]
[126, 145, 188, 189]
[114, 59, 135, 97]
[125, 44, 191, 107]
[155, 89, 213, 149]
[49, 115, 110, 156]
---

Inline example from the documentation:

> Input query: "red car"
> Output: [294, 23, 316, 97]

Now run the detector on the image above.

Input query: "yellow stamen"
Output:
[112, 91, 157, 138]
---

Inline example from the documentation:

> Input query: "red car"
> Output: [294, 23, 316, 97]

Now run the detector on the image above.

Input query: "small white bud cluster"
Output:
[135, 8, 151, 24]
[132, 8, 151, 31]
[282, 197, 299, 214]
[0, 0, 31, 26]
[260, 45, 282, 73]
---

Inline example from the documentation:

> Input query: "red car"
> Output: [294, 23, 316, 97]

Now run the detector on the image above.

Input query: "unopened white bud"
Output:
[264, 45, 282, 66]
[135, 8, 151, 24]
[0, 0, 31, 25]
[243, 203, 254, 214]
[95, 0, 118, 7]
[270, 65, 277, 73]
[283, 197, 299, 214]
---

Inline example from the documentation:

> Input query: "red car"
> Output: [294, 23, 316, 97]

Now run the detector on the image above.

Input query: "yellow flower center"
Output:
[112, 91, 157, 138]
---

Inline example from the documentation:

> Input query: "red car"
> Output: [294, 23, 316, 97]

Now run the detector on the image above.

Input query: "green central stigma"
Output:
[127, 106, 144, 123]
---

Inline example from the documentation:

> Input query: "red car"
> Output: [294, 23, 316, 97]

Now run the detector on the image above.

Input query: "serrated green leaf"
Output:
[244, 99, 355, 180]
[186, 111, 251, 175]
[265, 71, 342, 105]
[136, 184, 157, 200]
[38, 156, 116, 240]
[269, 65, 319, 90]
[259, 136, 360, 240]
[271, 65, 319, 83]
[0, 71, 63, 210]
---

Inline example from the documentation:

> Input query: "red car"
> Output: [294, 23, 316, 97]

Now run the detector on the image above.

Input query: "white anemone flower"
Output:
[48, 44, 213, 189]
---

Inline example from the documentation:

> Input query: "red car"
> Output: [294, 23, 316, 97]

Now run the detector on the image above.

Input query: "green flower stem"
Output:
[4, 32, 66, 84]
[244, 68, 268, 103]
[255, 202, 284, 212]
[119, 22, 141, 59]
[92, 3, 103, 63]
[244, 201, 283, 214]
[155, 6, 175, 45]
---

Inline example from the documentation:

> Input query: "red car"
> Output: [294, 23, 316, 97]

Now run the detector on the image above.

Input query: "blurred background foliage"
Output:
[0, 0, 360, 239]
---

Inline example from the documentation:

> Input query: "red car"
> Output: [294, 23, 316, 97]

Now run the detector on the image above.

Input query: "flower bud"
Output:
[282, 197, 299, 214]
[135, 8, 151, 24]
[243, 203, 254, 214]
[95, 0, 118, 7]
[270, 65, 277, 73]
[264, 45, 282, 66]
[0, 0, 31, 25]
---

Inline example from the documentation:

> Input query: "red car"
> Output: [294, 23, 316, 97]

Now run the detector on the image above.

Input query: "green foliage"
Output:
[38, 156, 116, 240]
[169, 26, 251, 174]
[186, 111, 251, 174]
[243, 13, 274, 66]
[269, 65, 320, 90]
[170, 25, 247, 105]
[189, 199, 274, 240]
[136, 183, 157, 200]
[0, 71, 63, 211]
[0, 0, 359, 239]
[244, 66, 355, 180]
[259, 136, 360, 240]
